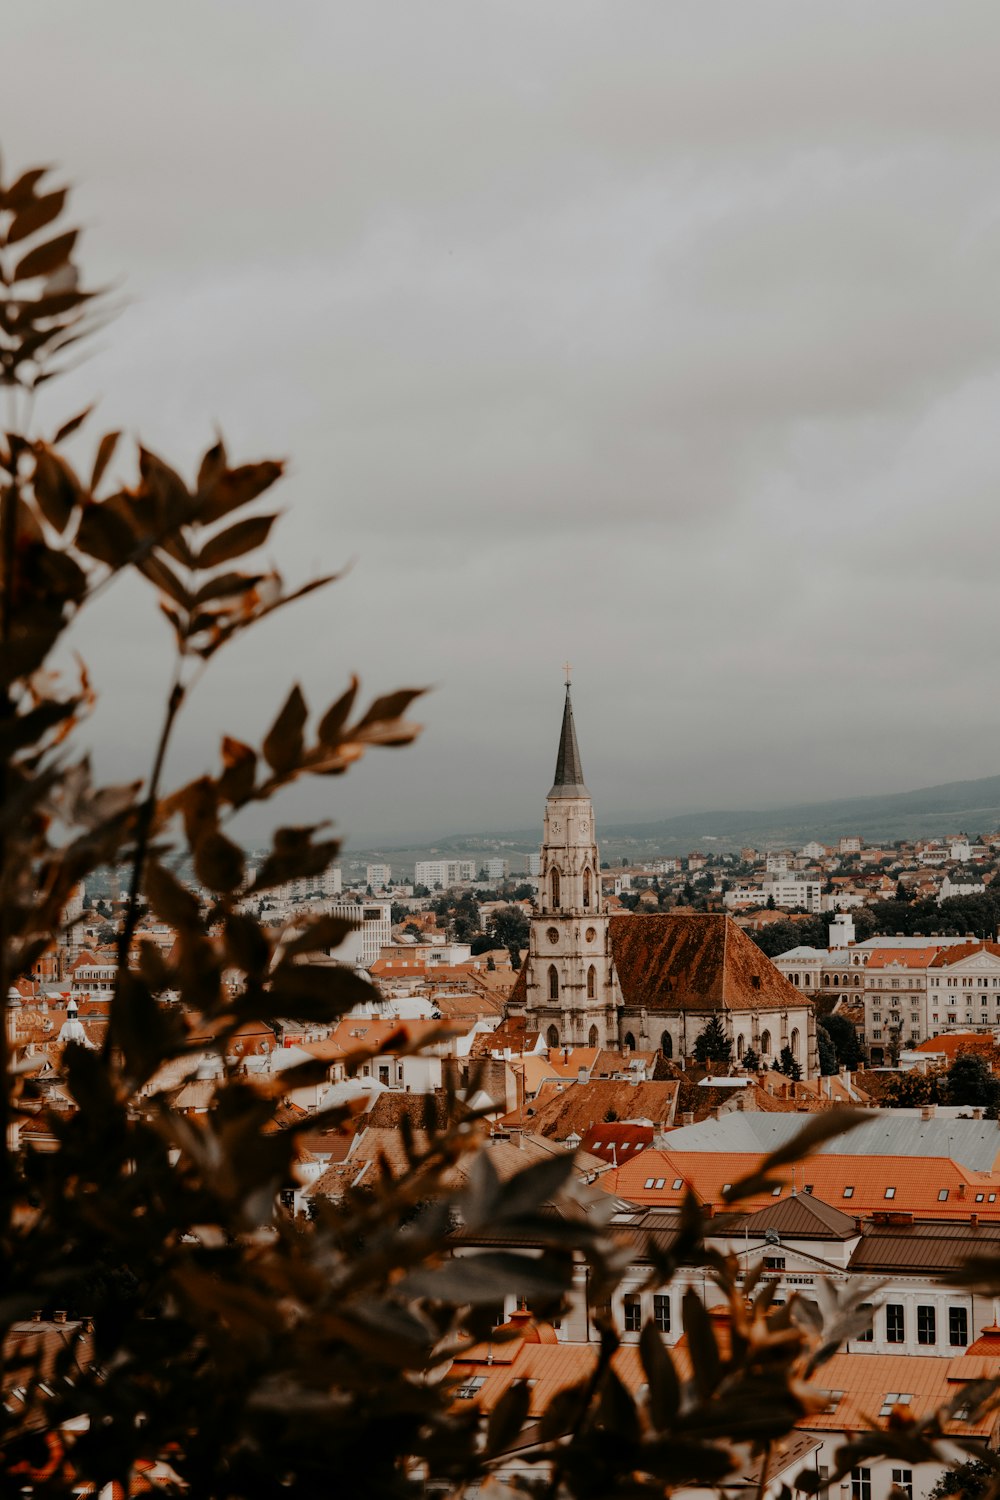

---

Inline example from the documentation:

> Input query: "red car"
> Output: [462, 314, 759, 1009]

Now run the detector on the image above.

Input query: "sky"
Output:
[6, 2, 1000, 849]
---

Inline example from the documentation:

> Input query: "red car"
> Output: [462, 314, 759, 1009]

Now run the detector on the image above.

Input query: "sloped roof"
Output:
[510, 1078, 679, 1140]
[548, 683, 587, 798]
[609, 914, 805, 1014]
[723, 1191, 861, 1240]
[849, 1221, 1000, 1274]
[931, 941, 1000, 968]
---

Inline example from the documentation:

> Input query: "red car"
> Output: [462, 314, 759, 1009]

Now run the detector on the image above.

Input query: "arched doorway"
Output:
[624, 1031, 636, 1051]
[547, 1024, 559, 1048]
[736, 1034, 745, 1061]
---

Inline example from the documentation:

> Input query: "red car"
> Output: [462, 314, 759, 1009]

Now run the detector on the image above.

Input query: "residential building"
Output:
[366, 863, 391, 890]
[484, 858, 510, 882]
[414, 859, 477, 888]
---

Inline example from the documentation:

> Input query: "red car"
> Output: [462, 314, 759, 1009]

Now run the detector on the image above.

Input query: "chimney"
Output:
[921, 1104, 936, 1120]
[54, 1310, 67, 1324]
[958, 1183, 966, 1199]
[974, 1108, 984, 1121]
[681, 1110, 694, 1126]
[578, 1066, 588, 1084]
[971, 1214, 979, 1226]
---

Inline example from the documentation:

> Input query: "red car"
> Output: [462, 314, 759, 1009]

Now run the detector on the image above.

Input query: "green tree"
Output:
[945, 1052, 1000, 1110]
[489, 903, 529, 962]
[818, 1013, 863, 1069]
[928, 1459, 997, 1500]
[742, 1047, 760, 1073]
[778, 1045, 802, 1081]
[694, 1014, 732, 1067]
[817, 1028, 837, 1076]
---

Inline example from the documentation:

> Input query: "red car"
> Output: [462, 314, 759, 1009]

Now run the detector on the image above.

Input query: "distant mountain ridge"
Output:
[596, 772, 1000, 852]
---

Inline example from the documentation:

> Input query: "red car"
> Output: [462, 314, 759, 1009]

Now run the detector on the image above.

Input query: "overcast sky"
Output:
[6, 3, 1000, 848]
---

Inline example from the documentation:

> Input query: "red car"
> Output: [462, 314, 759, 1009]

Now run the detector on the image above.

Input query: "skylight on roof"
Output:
[644, 1178, 655, 1189]
[938, 1189, 949, 1202]
[879, 1393, 913, 1417]
[884, 1187, 896, 1200]
[771, 1186, 781, 1197]
[843, 1187, 855, 1199]
[671, 1178, 683, 1190]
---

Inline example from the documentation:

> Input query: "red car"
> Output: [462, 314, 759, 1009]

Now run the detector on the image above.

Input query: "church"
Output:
[506, 684, 818, 1078]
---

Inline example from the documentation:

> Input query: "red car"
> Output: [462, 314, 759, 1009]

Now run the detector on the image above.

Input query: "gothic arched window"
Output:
[548, 965, 559, 1001]
[624, 1031, 636, 1051]
[587, 965, 596, 999]
[760, 1029, 771, 1057]
[588, 1025, 598, 1048]
[661, 1030, 672, 1059]
[583, 868, 592, 908]
[790, 1027, 800, 1059]
[737, 1034, 745, 1061]
[547, 1024, 559, 1049]
[550, 867, 561, 909]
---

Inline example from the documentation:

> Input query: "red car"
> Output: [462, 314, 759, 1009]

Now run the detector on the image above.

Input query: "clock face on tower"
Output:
[551, 820, 562, 835]
[579, 820, 589, 835]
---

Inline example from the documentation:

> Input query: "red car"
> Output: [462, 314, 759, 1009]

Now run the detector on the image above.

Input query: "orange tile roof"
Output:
[931, 942, 1000, 968]
[797, 1349, 997, 1437]
[914, 1033, 996, 1059]
[607, 1148, 1000, 1220]
[865, 947, 943, 969]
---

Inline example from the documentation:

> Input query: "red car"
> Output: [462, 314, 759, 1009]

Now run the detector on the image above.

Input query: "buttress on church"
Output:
[506, 685, 818, 1078]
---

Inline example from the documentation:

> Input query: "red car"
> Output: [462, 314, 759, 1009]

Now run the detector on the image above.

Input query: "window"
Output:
[763, 1256, 785, 1270]
[548, 965, 559, 1001]
[856, 1304, 874, 1342]
[917, 1306, 936, 1345]
[654, 1178, 665, 1190]
[949, 1306, 969, 1346]
[884, 1187, 896, 1200]
[822, 1391, 844, 1413]
[937, 1189, 949, 1202]
[886, 1305, 905, 1343]
[879, 1393, 913, 1418]
[976, 1193, 985, 1203]
[550, 868, 561, 907]
[623, 1294, 641, 1332]
[644, 1178, 655, 1190]
[671, 1178, 683, 1190]
[587, 965, 596, 999]
[653, 1294, 670, 1333]
[843, 1187, 855, 1199]
[771, 1186, 782, 1197]
[456, 1376, 486, 1400]
[892, 1470, 913, 1500]
[852, 1469, 872, 1500]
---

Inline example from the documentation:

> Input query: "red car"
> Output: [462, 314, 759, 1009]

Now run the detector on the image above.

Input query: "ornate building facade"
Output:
[508, 686, 818, 1076]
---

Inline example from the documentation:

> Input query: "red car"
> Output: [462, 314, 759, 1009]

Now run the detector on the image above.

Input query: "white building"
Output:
[414, 860, 476, 889]
[366, 863, 391, 890]
[327, 900, 393, 969]
[484, 858, 510, 883]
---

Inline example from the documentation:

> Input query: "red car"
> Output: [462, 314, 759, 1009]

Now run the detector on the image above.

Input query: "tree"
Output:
[928, 1458, 996, 1500]
[817, 1028, 837, 1076]
[742, 1047, 760, 1073]
[818, 1013, 863, 1069]
[945, 1052, 1000, 1110]
[694, 1014, 732, 1067]
[489, 904, 529, 961]
[778, 1045, 802, 1081]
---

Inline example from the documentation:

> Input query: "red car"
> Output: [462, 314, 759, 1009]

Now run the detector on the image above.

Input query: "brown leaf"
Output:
[196, 513, 279, 571]
[217, 737, 257, 806]
[3, 167, 50, 212]
[136, 552, 192, 610]
[194, 829, 245, 894]
[353, 687, 427, 731]
[224, 913, 271, 976]
[197, 436, 228, 493]
[33, 447, 80, 533]
[198, 459, 283, 524]
[74, 499, 136, 567]
[6, 188, 67, 245]
[317, 677, 359, 747]
[139, 446, 190, 525]
[174, 776, 218, 851]
[143, 860, 201, 930]
[52, 404, 92, 443]
[193, 570, 265, 606]
[262, 684, 307, 773]
[91, 430, 120, 491]
[13, 230, 79, 282]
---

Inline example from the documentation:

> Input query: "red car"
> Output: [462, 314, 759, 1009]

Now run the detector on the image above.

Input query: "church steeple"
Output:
[549, 682, 587, 798]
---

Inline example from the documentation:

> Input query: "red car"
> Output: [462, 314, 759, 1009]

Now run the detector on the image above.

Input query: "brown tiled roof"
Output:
[610, 914, 805, 1014]
[509, 1078, 679, 1140]
[931, 941, 1000, 968]
[724, 1192, 860, 1240]
[848, 1220, 1000, 1273]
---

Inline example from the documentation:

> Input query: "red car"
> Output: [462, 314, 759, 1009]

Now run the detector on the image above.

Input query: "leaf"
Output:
[640, 1320, 681, 1431]
[75, 499, 136, 567]
[33, 447, 80, 532]
[143, 860, 201, 930]
[52, 404, 92, 443]
[198, 459, 283, 524]
[196, 513, 279, 571]
[279, 915, 356, 960]
[3, 167, 48, 211]
[139, 445, 191, 525]
[262, 684, 307, 773]
[486, 1381, 532, 1454]
[317, 677, 359, 747]
[194, 829, 245, 894]
[224, 913, 271, 976]
[13, 229, 79, 282]
[402, 1250, 572, 1305]
[492, 1151, 576, 1222]
[682, 1289, 721, 1400]
[217, 736, 257, 806]
[197, 436, 228, 493]
[136, 552, 192, 610]
[6, 188, 67, 245]
[91, 430, 120, 491]
[193, 570, 265, 606]
[353, 687, 427, 731]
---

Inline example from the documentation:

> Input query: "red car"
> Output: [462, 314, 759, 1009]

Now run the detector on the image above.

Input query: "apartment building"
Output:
[414, 859, 476, 888]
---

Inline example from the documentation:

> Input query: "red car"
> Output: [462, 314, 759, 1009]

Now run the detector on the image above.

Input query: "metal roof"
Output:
[663, 1110, 1000, 1172]
[848, 1220, 1000, 1273]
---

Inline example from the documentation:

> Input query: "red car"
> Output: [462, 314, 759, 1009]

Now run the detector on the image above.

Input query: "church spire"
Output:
[549, 679, 587, 798]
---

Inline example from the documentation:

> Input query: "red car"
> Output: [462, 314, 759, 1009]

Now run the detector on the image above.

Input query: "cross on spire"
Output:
[562, 661, 572, 685]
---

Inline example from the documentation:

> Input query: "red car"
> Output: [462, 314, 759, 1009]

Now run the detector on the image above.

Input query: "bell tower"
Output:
[523, 677, 616, 1049]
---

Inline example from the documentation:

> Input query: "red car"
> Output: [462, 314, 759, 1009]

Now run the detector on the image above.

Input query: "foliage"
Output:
[488, 904, 529, 963]
[694, 1014, 732, 1067]
[816, 1027, 837, 1076]
[0, 156, 991, 1500]
[818, 1013, 863, 1069]
[927, 1456, 998, 1500]
[877, 1069, 942, 1109]
[742, 1046, 760, 1073]
[778, 1045, 802, 1082]
[945, 1053, 1000, 1111]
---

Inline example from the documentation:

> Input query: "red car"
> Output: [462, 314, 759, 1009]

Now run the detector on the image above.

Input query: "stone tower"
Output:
[523, 683, 616, 1049]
